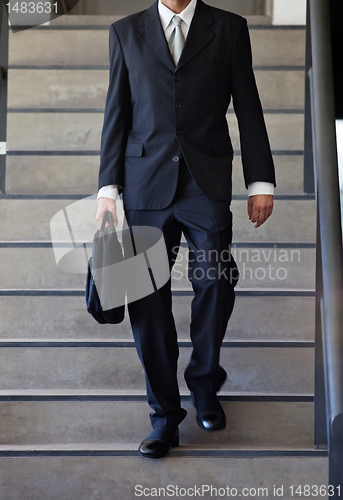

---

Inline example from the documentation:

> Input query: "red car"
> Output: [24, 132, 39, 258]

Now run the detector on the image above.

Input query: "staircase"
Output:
[0, 13, 327, 499]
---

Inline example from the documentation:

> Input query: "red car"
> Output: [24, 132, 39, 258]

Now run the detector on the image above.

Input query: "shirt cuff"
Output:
[247, 182, 274, 197]
[97, 185, 121, 202]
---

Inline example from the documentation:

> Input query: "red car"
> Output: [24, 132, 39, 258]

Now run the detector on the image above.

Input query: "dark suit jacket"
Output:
[98, 0, 276, 210]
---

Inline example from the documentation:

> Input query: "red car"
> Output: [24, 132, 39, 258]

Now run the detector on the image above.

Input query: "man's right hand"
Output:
[95, 197, 118, 228]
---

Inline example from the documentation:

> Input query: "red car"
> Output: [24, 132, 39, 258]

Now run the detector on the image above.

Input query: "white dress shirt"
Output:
[97, 0, 274, 201]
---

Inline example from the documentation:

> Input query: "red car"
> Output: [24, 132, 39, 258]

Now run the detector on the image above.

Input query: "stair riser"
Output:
[0, 401, 314, 447]
[9, 29, 305, 67]
[0, 347, 314, 394]
[8, 69, 305, 110]
[0, 199, 315, 243]
[0, 456, 326, 500]
[231, 199, 315, 243]
[6, 113, 304, 151]
[0, 247, 315, 290]
[250, 29, 306, 66]
[233, 155, 304, 194]
[0, 295, 315, 342]
[173, 246, 315, 290]
[5, 155, 305, 195]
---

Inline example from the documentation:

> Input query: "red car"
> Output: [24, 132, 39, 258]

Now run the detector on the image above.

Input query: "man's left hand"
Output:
[248, 194, 273, 228]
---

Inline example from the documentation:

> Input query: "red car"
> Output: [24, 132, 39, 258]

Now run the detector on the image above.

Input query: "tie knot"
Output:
[172, 15, 182, 27]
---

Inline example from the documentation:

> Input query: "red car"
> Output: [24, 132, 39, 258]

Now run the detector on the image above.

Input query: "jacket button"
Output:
[173, 156, 180, 163]
[175, 102, 182, 109]
[176, 130, 183, 136]
[174, 75, 181, 81]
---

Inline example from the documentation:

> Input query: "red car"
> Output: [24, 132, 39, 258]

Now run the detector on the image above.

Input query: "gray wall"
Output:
[70, 0, 266, 16]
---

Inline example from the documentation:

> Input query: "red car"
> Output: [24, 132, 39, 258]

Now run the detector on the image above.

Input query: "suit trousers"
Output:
[124, 158, 237, 430]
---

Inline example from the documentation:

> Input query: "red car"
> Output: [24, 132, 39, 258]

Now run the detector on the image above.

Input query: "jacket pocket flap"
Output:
[212, 141, 233, 156]
[125, 143, 143, 157]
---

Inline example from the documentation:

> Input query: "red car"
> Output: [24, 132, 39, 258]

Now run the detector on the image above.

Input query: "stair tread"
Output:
[7, 68, 305, 110]
[0, 295, 315, 342]
[0, 401, 316, 450]
[0, 455, 327, 500]
[0, 339, 314, 344]
[5, 154, 305, 196]
[6, 113, 304, 151]
[0, 245, 316, 290]
[45, 15, 275, 26]
[0, 389, 313, 396]
[0, 199, 316, 243]
[0, 347, 314, 394]
[0, 442, 322, 456]
[8, 29, 305, 67]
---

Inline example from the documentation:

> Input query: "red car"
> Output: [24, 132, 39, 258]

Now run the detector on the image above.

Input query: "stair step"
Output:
[49, 15, 125, 25]
[9, 28, 305, 67]
[174, 246, 315, 290]
[7, 69, 305, 110]
[255, 70, 304, 109]
[6, 113, 304, 152]
[0, 295, 315, 342]
[231, 199, 315, 243]
[46, 15, 272, 26]
[233, 155, 304, 195]
[0, 347, 314, 394]
[229, 113, 304, 152]
[45, 15, 273, 26]
[5, 155, 100, 195]
[0, 455, 327, 500]
[0, 401, 315, 449]
[0, 199, 315, 243]
[250, 29, 305, 67]
[0, 246, 315, 290]
[5, 154, 305, 196]
[9, 30, 111, 67]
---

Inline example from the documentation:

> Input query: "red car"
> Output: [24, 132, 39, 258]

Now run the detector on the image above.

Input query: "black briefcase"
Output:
[85, 211, 125, 324]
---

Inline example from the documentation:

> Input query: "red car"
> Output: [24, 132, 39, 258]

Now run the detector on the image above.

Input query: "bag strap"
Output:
[100, 211, 115, 232]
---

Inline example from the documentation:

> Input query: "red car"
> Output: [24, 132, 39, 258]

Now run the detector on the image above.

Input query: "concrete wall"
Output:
[272, 0, 306, 25]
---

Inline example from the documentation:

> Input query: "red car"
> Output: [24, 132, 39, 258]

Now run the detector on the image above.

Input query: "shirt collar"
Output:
[158, 0, 197, 32]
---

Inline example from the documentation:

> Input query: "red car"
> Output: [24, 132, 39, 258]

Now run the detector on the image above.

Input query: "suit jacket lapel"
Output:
[138, 1, 215, 73]
[177, 1, 214, 71]
[138, 2, 175, 73]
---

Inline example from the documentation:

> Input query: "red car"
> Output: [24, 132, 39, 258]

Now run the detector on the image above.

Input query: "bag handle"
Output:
[100, 210, 116, 232]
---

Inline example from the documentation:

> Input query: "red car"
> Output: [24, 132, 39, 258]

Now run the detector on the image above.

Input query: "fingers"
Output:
[248, 195, 273, 228]
[95, 198, 118, 227]
[254, 205, 272, 228]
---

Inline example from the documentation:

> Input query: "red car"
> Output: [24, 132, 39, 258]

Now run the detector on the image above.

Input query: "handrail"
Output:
[0, 0, 8, 193]
[0, 66, 4, 100]
[0, 0, 3, 37]
[0, 1, 4, 97]
[308, 0, 343, 492]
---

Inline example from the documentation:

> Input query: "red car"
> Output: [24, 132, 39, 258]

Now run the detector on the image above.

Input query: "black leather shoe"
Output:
[190, 392, 226, 432]
[138, 426, 179, 459]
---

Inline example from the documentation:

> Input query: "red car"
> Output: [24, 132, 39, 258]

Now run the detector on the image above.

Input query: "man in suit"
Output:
[95, 0, 276, 458]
